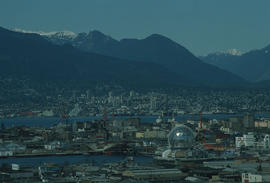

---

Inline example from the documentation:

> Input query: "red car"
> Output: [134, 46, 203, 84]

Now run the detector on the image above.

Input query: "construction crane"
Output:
[200, 112, 203, 144]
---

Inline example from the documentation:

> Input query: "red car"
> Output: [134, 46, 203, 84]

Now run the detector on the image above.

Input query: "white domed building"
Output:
[168, 125, 195, 150]
[161, 125, 196, 159]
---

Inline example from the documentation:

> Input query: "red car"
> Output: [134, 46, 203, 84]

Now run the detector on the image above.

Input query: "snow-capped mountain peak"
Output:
[226, 49, 243, 56]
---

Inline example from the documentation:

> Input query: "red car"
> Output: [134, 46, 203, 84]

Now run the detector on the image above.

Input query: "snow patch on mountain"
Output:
[47, 31, 77, 39]
[12, 28, 77, 38]
[214, 49, 243, 56]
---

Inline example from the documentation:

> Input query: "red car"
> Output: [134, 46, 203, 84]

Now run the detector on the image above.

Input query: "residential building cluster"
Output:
[1, 88, 270, 118]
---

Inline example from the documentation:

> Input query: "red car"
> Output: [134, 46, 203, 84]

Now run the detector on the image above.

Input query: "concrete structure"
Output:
[12, 164, 20, 171]
[264, 134, 270, 148]
[242, 173, 262, 183]
[235, 137, 245, 149]
[235, 133, 256, 148]
[44, 141, 61, 150]
[243, 114, 255, 129]
[0, 150, 13, 157]
[243, 133, 256, 147]
[255, 119, 270, 128]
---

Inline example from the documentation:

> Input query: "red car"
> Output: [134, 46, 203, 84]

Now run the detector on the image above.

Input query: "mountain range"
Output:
[43, 29, 270, 83]
[200, 45, 270, 82]
[41, 29, 245, 86]
[1, 27, 187, 89]
[0, 27, 256, 91]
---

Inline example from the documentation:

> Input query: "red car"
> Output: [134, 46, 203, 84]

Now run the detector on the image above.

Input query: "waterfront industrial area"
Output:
[1, 111, 270, 182]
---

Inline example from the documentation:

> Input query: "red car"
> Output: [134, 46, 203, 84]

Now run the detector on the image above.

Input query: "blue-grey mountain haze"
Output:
[0, 0, 270, 55]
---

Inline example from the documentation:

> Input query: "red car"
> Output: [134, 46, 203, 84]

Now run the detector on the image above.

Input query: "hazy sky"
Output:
[1, 0, 270, 55]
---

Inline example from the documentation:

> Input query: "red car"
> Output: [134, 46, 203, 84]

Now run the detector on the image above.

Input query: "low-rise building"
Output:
[242, 173, 262, 183]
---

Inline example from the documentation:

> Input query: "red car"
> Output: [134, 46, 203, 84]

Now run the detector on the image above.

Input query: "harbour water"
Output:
[1, 113, 263, 128]
[0, 154, 153, 167]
